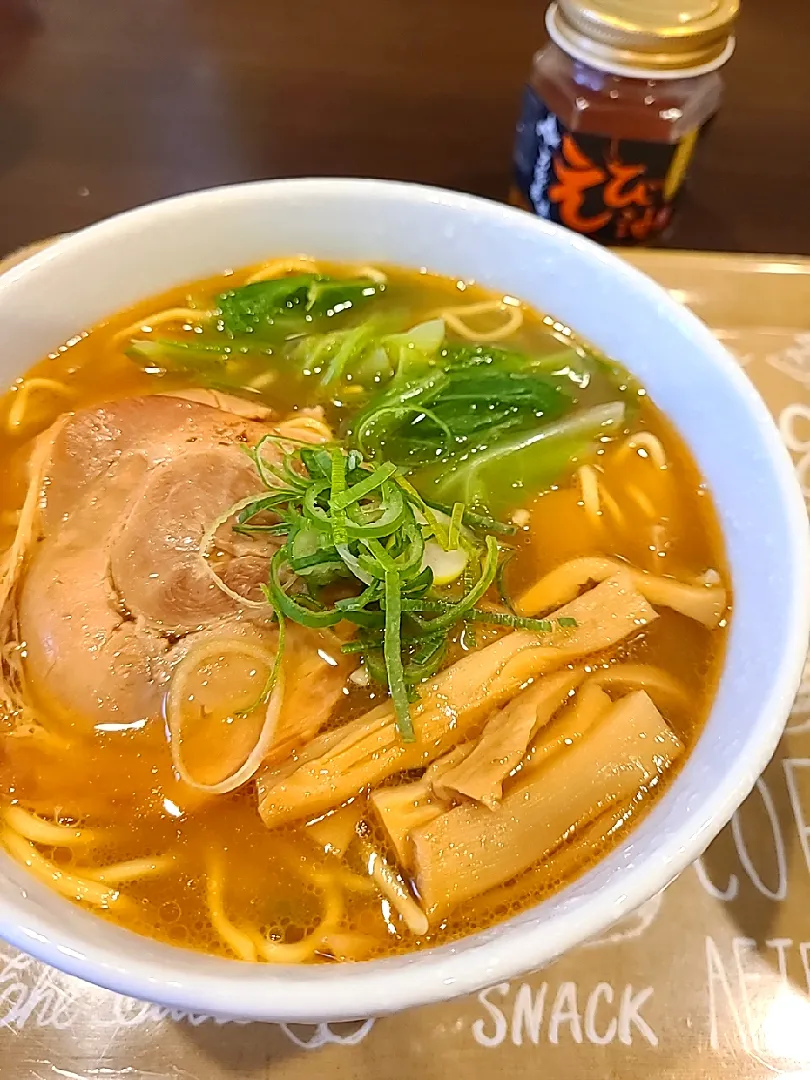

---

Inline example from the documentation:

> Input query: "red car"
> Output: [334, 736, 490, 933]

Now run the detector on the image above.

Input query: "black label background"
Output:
[513, 85, 690, 245]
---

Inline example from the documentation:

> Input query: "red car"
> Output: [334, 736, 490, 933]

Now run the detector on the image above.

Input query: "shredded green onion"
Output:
[448, 502, 464, 551]
[329, 448, 349, 547]
[383, 568, 414, 742]
[234, 439, 535, 741]
[332, 462, 396, 510]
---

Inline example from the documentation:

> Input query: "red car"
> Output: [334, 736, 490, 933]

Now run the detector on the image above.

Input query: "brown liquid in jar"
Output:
[529, 41, 723, 142]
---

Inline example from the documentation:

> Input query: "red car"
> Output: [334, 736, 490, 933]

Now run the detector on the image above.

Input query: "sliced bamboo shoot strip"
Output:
[480, 800, 634, 914]
[590, 663, 690, 710]
[520, 680, 612, 781]
[516, 555, 727, 629]
[433, 669, 583, 808]
[411, 690, 683, 917]
[257, 574, 657, 827]
[425, 742, 475, 784]
[368, 743, 477, 870]
[370, 780, 442, 872]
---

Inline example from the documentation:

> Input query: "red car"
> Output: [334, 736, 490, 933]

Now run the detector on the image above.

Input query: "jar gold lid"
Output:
[548, 0, 739, 75]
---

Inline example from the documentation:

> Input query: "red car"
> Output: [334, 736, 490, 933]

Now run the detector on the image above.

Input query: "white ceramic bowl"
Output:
[0, 179, 807, 1022]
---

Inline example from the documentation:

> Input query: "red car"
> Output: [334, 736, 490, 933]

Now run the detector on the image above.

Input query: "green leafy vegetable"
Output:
[290, 317, 446, 399]
[414, 401, 627, 517]
[343, 333, 631, 516]
[126, 336, 233, 367]
[320, 317, 391, 388]
[126, 336, 278, 400]
[126, 337, 265, 367]
[217, 274, 385, 338]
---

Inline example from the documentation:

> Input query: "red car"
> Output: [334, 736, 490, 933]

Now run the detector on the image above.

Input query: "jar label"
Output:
[512, 85, 699, 244]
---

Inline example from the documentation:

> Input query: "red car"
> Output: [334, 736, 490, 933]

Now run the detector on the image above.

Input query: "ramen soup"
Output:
[0, 258, 729, 963]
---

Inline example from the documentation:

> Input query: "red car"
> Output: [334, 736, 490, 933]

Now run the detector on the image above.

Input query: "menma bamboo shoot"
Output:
[257, 574, 657, 827]
[411, 690, 683, 917]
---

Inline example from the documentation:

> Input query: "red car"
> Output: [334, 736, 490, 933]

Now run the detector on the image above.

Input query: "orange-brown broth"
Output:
[0, 261, 728, 961]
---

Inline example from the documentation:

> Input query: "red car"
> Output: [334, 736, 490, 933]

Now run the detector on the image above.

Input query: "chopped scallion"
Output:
[236, 439, 532, 741]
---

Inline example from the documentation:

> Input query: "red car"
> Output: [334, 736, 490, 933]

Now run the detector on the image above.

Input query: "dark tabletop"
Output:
[0, 0, 807, 259]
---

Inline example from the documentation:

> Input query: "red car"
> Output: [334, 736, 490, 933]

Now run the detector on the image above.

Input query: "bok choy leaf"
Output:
[412, 401, 626, 516]
[216, 274, 385, 338]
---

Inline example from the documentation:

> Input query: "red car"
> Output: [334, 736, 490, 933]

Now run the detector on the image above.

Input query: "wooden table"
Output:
[0, 0, 807, 258]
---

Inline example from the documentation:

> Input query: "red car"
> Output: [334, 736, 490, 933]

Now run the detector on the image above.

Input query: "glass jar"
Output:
[511, 0, 738, 244]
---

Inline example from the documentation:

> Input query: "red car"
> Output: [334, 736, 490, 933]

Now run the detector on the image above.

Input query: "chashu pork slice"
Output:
[17, 393, 323, 732]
